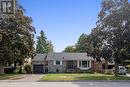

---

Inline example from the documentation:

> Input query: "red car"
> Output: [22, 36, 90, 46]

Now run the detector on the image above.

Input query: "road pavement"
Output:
[0, 82, 130, 87]
[0, 74, 130, 87]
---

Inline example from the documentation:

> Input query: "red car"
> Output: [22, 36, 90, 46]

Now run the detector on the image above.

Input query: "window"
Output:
[79, 61, 81, 67]
[56, 61, 60, 65]
[82, 61, 87, 68]
[54, 60, 62, 65]
[79, 60, 90, 69]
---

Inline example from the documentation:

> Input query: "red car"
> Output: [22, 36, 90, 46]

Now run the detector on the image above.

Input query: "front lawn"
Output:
[41, 73, 130, 81]
[0, 74, 22, 80]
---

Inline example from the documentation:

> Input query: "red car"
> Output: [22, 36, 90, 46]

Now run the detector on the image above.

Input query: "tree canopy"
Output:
[63, 0, 130, 76]
[63, 46, 76, 53]
[0, 2, 35, 73]
[36, 30, 53, 54]
[89, 0, 130, 76]
[76, 33, 89, 53]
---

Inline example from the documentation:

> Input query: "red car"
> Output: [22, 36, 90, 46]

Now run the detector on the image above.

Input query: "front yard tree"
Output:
[0, 3, 35, 74]
[95, 0, 130, 76]
[83, 28, 103, 62]
[36, 30, 53, 54]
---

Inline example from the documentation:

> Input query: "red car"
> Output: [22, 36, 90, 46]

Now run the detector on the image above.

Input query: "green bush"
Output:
[104, 70, 113, 75]
[127, 67, 130, 73]
[24, 65, 32, 74]
[13, 66, 26, 74]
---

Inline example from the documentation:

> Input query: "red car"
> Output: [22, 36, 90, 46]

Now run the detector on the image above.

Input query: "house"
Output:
[32, 53, 105, 73]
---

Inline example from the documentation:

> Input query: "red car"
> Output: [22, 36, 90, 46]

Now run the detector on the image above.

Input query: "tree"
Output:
[0, 3, 35, 74]
[46, 41, 54, 53]
[92, 0, 130, 76]
[87, 28, 105, 62]
[76, 33, 89, 53]
[36, 30, 53, 54]
[63, 46, 76, 53]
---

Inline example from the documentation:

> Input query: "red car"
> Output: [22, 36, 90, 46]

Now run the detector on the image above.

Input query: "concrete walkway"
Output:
[0, 74, 44, 82]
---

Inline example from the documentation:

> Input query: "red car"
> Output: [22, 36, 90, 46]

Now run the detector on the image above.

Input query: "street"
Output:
[0, 82, 130, 87]
[0, 74, 130, 87]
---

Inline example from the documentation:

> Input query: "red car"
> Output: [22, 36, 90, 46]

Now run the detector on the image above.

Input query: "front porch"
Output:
[66, 60, 91, 73]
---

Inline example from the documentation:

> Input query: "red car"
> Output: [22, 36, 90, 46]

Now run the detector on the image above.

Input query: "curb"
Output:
[38, 80, 130, 82]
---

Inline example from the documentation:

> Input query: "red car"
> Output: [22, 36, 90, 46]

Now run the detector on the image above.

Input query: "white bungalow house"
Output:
[32, 53, 94, 73]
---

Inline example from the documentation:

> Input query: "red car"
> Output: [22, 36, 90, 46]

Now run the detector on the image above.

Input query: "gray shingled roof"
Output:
[33, 53, 92, 61]
[33, 54, 47, 61]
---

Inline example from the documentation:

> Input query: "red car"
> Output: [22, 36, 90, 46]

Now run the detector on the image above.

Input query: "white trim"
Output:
[53, 61, 56, 65]
[89, 61, 91, 68]
[80, 67, 89, 70]
[60, 60, 63, 65]
[77, 60, 79, 68]
[87, 61, 89, 67]
[78, 60, 91, 70]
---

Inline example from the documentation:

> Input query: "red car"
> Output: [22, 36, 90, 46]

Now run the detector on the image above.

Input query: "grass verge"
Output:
[41, 73, 130, 81]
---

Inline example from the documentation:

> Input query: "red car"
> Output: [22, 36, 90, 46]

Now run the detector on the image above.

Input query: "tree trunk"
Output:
[115, 63, 119, 76]
[114, 49, 120, 76]
[105, 60, 108, 72]
[18, 65, 22, 74]
[14, 61, 17, 70]
[0, 65, 4, 74]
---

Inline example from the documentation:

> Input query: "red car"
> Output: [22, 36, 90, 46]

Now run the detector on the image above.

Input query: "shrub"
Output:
[13, 66, 26, 74]
[104, 70, 114, 75]
[24, 65, 32, 74]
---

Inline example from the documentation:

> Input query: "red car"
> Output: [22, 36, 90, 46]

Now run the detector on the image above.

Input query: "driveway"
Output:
[0, 82, 130, 87]
[0, 74, 44, 82]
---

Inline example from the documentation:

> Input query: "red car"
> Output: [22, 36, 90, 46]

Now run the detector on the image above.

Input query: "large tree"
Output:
[46, 41, 54, 53]
[63, 46, 76, 53]
[0, 3, 35, 73]
[76, 33, 89, 53]
[92, 0, 130, 76]
[36, 30, 53, 54]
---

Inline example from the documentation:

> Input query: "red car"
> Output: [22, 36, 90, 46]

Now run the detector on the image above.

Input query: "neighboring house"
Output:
[32, 53, 106, 74]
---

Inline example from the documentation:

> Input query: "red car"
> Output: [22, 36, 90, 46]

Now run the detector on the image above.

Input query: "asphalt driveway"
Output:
[0, 74, 43, 82]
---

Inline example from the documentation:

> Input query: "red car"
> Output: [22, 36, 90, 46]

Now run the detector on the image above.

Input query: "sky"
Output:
[19, 0, 102, 52]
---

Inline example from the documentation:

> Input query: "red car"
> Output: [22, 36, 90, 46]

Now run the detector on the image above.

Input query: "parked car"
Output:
[118, 66, 127, 75]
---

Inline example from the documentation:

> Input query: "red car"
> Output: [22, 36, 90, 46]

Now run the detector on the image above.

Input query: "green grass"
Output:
[41, 73, 130, 81]
[0, 74, 21, 80]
